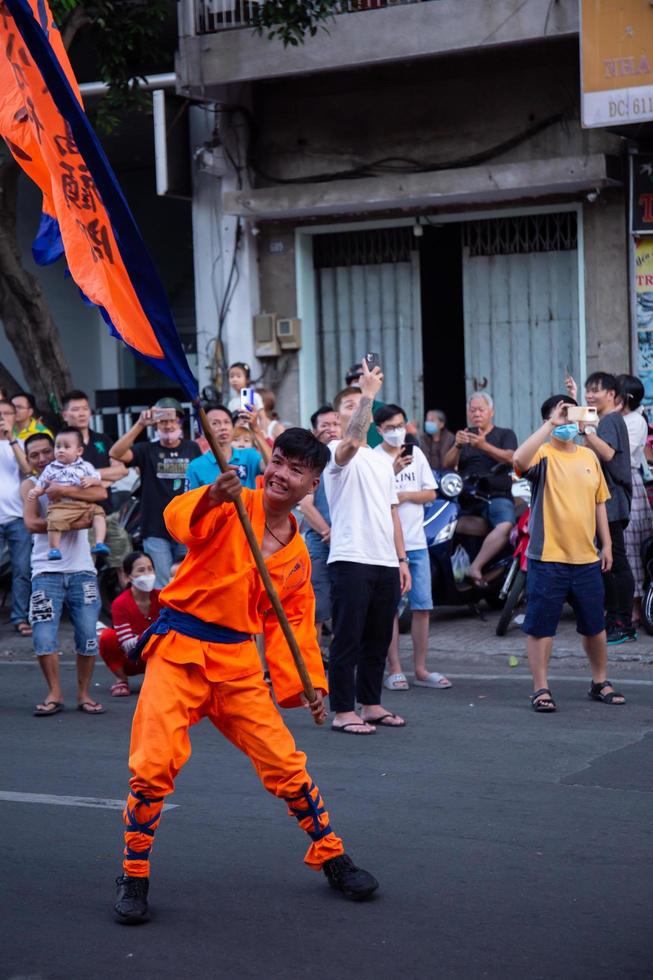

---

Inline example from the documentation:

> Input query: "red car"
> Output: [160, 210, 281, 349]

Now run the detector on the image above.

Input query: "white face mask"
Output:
[382, 428, 406, 448]
[132, 573, 156, 593]
[159, 427, 182, 445]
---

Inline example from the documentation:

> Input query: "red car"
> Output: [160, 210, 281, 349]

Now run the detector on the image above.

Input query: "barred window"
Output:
[462, 213, 577, 256]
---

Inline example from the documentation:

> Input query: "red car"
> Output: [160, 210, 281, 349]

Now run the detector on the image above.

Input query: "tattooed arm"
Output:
[335, 362, 384, 467]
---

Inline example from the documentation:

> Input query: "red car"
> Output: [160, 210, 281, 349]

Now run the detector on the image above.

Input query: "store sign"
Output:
[635, 237, 653, 406]
[632, 154, 653, 233]
[581, 0, 653, 128]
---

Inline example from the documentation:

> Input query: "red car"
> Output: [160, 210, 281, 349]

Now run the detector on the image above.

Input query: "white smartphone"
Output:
[566, 406, 598, 423]
[240, 387, 256, 410]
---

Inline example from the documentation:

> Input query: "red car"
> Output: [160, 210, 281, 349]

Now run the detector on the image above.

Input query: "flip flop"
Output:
[77, 700, 106, 715]
[413, 672, 452, 689]
[331, 722, 376, 735]
[33, 700, 64, 717]
[383, 672, 410, 691]
[110, 681, 131, 697]
[362, 713, 406, 728]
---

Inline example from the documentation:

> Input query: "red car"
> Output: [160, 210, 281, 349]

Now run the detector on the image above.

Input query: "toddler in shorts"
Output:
[27, 426, 110, 561]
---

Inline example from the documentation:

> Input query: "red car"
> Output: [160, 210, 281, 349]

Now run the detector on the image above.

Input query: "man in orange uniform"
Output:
[114, 429, 379, 923]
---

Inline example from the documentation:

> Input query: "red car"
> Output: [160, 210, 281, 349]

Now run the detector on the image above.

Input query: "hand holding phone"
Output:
[358, 353, 384, 399]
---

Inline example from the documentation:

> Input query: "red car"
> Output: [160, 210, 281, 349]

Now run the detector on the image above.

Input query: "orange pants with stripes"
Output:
[123, 653, 344, 877]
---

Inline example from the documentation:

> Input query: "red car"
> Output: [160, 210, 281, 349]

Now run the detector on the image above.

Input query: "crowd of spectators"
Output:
[2, 358, 651, 722]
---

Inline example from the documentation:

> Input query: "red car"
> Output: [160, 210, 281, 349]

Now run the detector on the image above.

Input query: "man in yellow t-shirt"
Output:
[514, 395, 625, 712]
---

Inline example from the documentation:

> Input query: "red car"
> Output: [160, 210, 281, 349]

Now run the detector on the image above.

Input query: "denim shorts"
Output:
[522, 559, 605, 638]
[29, 572, 100, 656]
[483, 497, 516, 528]
[406, 548, 433, 611]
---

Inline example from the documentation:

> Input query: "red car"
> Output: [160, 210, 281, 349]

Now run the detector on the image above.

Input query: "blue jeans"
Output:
[143, 537, 187, 589]
[0, 517, 32, 624]
[30, 572, 100, 656]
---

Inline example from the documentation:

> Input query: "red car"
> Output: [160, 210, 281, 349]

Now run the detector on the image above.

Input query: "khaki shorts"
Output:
[46, 500, 104, 532]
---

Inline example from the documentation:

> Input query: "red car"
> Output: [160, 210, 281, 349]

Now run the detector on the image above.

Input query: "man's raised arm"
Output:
[334, 362, 383, 467]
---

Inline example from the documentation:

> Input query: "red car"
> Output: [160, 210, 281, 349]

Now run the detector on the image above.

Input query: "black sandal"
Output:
[588, 680, 626, 705]
[530, 688, 557, 712]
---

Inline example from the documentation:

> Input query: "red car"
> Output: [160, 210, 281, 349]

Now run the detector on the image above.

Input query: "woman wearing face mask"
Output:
[99, 552, 162, 696]
[419, 409, 455, 472]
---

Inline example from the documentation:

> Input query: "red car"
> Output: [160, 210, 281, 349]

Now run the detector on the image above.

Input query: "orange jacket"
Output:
[150, 486, 326, 708]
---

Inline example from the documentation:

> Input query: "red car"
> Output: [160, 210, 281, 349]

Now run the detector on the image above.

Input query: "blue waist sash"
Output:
[129, 607, 252, 661]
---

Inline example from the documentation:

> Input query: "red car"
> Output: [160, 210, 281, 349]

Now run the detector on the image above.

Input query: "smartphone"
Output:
[566, 406, 598, 423]
[151, 407, 177, 422]
[240, 387, 256, 410]
[401, 442, 414, 458]
[364, 352, 381, 372]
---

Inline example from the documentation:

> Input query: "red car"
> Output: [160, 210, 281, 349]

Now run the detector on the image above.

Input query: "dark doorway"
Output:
[419, 224, 466, 433]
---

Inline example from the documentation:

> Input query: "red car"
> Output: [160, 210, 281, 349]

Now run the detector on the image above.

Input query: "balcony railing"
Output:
[189, 0, 429, 36]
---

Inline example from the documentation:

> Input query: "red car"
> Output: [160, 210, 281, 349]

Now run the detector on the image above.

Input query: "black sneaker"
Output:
[114, 874, 150, 924]
[606, 626, 628, 646]
[323, 854, 379, 901]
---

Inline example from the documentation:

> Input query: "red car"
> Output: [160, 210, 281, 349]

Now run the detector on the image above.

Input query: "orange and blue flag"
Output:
[0, 0, 198, 399]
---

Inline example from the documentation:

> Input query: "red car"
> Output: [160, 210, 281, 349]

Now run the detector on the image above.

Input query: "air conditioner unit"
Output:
[253, 313, 280, 357]
[276, 317, 302, 350]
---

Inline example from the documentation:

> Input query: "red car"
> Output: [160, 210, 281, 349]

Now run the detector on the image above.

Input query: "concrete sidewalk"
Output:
[4, 602, 653, 671]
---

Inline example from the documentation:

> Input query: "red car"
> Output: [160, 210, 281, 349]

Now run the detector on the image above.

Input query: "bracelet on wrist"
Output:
[399, 557, 408, 563]
[9, 439, 18, 446]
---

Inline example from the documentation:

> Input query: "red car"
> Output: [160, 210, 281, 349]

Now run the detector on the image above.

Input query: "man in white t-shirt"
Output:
[0, 399, 32, 635]
[21, 432, 107, 717]
[374, 404, 451, 692]
[324, 362, 411, 735]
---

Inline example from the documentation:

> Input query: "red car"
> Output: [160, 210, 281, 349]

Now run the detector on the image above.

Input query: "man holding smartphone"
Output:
[374, 405, 451, 692]
[324, 360, 411, 735]
[110, 399, 201, 587]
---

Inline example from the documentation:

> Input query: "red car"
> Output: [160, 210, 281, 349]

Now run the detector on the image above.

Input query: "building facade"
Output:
[176, 0, 633, 438]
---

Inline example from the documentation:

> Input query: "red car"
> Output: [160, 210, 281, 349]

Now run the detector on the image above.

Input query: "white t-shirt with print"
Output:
[0, 441, 23, 525]
[624, 410, 648, 469]
[375, 444, 436, 551]
[324, 441, 399, 567]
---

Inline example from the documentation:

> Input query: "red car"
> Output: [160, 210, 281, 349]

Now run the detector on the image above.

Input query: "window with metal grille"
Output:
[462, 213, 578, 257]
[313, 227, 415, 268]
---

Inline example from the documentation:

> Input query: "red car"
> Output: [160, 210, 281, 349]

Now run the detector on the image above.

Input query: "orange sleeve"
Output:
[164, 486, 247, 546]
[263, 577, 328, 709]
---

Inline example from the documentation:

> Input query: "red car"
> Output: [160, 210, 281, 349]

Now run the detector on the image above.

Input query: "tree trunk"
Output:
[0, 155, 73, 407]
[0, 358, 21, 397]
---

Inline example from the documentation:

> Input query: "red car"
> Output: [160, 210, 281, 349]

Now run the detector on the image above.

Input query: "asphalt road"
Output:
[1, 658, 652, 980]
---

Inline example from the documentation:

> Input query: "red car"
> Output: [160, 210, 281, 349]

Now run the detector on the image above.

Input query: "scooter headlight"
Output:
[433, 519, 457, 544]
[439, 472, 463, 499]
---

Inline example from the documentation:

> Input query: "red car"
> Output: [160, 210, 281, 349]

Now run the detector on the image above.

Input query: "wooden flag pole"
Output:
[196, 405, 323, 724]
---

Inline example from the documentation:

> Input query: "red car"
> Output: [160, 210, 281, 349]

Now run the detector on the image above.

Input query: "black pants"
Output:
[604, 520, 635, 629]
[328, 561, 401, 713]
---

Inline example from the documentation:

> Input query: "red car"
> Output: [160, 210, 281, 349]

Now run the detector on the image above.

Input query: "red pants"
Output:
[99, 629, 146, 678]
[122, 653, 344, 877]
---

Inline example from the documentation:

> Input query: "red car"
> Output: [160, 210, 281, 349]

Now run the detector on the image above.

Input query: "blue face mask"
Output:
[424, 420, 439, 435]
[552, 422, 579, 442]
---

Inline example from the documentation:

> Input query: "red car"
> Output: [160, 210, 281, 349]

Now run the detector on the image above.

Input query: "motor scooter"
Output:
[424, 470, 515, 614]
[495, 498, 530, 636]
[639, 534, 653, 635]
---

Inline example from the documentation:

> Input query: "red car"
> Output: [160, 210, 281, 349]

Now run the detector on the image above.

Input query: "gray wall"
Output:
[249, 40, 629, 389]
